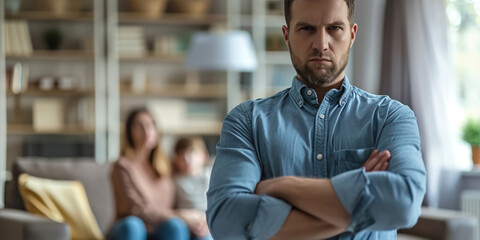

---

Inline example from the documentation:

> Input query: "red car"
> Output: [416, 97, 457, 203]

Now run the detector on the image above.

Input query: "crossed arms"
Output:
[256, 150, 390, 240]
[206, 103, 427, 240]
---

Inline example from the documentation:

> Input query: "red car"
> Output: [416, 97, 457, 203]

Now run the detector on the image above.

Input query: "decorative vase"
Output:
[473, 145, 480, 167]
[169, 0, 211, 16]
[129, 0, 168, 17]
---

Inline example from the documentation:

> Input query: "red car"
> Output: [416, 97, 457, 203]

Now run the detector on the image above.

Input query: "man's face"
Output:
[283, 0, 357, 87]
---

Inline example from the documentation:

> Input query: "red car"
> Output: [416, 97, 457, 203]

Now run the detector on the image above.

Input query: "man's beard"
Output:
[289, 42, 350, 87]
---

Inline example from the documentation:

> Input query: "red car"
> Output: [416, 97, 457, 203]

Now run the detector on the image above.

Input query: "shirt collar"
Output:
[289, 75, 353, 108]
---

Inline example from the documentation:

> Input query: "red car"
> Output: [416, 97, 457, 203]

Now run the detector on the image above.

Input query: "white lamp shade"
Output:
[185, 31, 258, 71]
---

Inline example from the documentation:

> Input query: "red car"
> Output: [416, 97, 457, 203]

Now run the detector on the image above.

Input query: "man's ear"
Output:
[282, 25, 289, 48]
[350, 23, 358, 48]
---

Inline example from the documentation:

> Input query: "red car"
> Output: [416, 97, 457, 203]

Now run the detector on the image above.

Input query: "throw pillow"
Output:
[18, 173, 104, 240]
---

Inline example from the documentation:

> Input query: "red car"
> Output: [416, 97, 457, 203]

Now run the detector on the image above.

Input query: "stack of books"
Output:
[4, 20, 33, 56]
[154, 35, 189, 57]
[117, 27, 147, 57]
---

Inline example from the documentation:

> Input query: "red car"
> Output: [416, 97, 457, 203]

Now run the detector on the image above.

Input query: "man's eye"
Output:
[328, 26, 342, 30]
[300, 27, 314, 31]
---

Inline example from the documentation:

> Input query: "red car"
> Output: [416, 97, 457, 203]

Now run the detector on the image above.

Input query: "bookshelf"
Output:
[105, 0, 232, 160]
[0, 0, 106, 207]
[0, 0, 293, 207]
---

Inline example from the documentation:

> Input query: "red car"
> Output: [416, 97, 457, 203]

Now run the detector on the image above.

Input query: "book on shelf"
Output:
[4, 21, 33, 56]
[10, 62, 29, 94]
[147, 100, 187, 130]
[33, 99, 64, 132]
[117, 26, 146, 57]
[78, 97, 95, 130]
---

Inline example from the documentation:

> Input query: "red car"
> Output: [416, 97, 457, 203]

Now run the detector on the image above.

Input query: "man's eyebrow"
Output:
[295, 22, 315, 27]
[329, 21, 347, 26]
[295, 21, 347, 27]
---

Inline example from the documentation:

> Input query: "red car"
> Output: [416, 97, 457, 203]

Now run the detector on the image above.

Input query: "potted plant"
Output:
[462, 118, 480, 167]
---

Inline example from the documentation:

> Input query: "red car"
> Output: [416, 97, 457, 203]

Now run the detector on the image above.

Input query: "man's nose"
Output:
[312, 29, 329, 52]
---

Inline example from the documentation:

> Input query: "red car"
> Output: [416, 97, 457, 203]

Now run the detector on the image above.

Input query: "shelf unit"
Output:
[0, 0, 107, 207]
[104, 0, 233, 160]
[0, 0, 294, 207]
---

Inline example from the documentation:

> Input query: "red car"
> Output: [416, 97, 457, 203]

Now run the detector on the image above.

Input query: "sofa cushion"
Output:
[8, 158, 114, 235]
[18, 174, 104, 240]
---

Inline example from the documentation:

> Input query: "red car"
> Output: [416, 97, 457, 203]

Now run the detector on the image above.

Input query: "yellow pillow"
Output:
[18, 173, 104, 240]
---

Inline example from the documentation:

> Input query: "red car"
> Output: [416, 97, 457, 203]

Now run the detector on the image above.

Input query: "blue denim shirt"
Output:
[207, 77, 427, 240]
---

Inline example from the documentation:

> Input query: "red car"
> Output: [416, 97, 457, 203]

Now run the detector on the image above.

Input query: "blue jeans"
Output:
[109, 216, 213, 240]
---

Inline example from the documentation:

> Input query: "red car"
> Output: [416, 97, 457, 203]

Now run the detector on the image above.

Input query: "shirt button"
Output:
[307, 90, 313, 96]
[317, 154, 323, 160]
[319, 114, 325, 119]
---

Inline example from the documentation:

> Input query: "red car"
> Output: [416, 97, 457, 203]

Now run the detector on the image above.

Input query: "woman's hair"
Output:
[122, 108, 171, 177]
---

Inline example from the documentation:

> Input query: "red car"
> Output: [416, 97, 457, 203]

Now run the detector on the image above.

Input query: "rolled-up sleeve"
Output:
[331, 104, 427, 232]
[206, 102, 292, 240]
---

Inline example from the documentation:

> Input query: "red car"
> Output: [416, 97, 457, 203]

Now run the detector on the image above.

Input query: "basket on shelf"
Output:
[129, 0, 168, 17]
[36, 0, 84, 14]
[169, 0, 211, 16]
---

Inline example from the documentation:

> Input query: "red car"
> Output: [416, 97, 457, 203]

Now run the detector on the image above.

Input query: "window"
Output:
[446, 0, 480, 118]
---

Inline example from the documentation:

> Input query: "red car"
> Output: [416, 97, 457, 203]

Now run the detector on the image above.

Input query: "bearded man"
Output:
[206, 0, 426, 239]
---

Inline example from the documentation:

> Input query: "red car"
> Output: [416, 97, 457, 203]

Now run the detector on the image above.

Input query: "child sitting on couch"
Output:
[173, 137, 213, 240]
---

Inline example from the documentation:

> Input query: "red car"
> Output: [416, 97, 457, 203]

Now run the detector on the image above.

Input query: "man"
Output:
[206, 0, 427, 239]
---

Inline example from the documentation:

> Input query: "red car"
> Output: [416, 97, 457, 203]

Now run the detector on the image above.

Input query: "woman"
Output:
[109, 108, 210, 240]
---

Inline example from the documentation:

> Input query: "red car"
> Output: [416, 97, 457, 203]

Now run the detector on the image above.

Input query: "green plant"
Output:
[463, 119, 480, 146]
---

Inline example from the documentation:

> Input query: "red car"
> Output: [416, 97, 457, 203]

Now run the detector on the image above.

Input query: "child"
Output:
[173, 137, 213, 240]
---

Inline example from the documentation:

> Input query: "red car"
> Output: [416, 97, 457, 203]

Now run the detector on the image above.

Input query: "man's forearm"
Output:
[257, 176, 350, 229]
[271, 208, 344, 240]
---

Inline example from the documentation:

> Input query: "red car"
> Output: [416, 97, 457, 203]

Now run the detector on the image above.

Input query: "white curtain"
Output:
[380, 0, 464, 207]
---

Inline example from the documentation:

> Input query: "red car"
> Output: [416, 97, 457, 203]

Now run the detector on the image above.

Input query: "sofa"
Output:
[0, 158, 114, 240]
[0, 158, 478, 240]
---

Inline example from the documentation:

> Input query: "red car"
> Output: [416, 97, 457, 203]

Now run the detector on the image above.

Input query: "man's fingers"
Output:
[364, 150, 381, 171]
[381, 162, 389, 171]
[368, 149, 379, 160]
[364, 150, 391, 172]
[371, 151, 391, 171]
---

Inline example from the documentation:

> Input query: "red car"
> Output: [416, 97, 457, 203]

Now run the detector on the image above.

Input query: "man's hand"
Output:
[363, 149, 390, 172]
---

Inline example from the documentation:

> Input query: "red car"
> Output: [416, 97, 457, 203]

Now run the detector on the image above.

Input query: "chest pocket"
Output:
[333, 147, 375, 175]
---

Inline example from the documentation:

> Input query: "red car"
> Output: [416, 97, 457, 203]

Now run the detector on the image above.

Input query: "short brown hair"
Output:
[284, 0, 355, 27]
[174, 137, 207, 155]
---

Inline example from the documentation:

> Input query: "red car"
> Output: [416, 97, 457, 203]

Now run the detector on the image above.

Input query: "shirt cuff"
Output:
[247, 195, 292, 239]
[331, 168, 375, 233]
